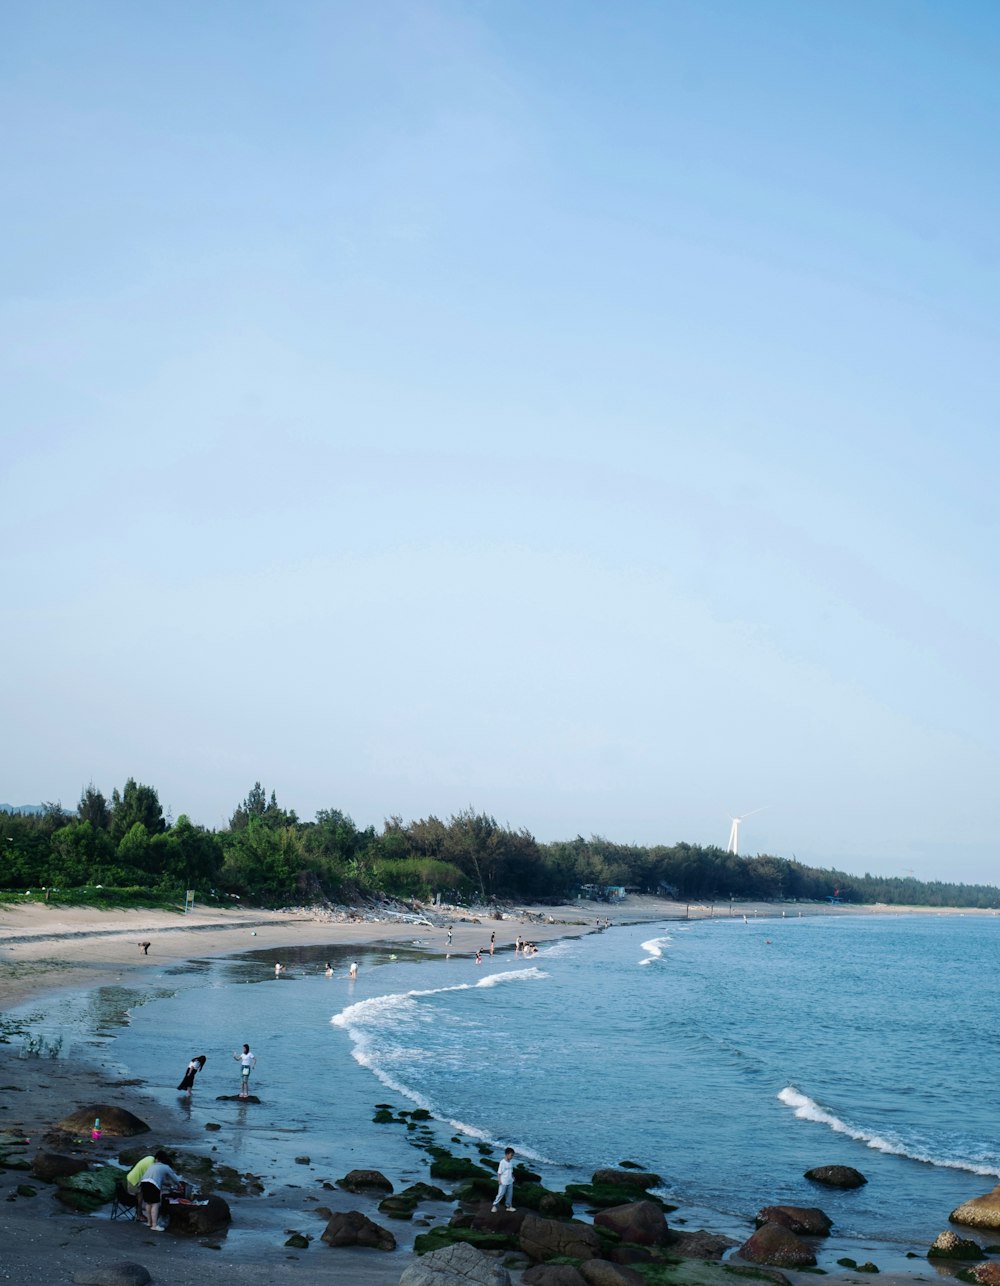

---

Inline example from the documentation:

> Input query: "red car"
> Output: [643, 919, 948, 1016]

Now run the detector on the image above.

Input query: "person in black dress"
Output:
[177, 1054, 207, 1094]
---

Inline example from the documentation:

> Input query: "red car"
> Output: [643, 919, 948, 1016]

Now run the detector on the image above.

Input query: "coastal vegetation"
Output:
[2, 780, 998, 911]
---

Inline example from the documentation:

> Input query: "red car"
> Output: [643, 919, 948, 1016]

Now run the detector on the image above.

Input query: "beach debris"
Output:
[754, 1205, 832, 1236]
[928, 1230, 985, 1259]
[594, 1200, 671, 1247]
[736, 1223, 817, 1268]
[952, 1187, 1000, 1230]
[72, 1263, 153, 1286]
[804, 1164, 868, 1188]
[337, 1167, 394, 1193]
[518, 1212, 603, 1263]
[321, 1209, 397, 1250]
[400, 1240, 513, 1286]
[57, 1105, 149, 1137]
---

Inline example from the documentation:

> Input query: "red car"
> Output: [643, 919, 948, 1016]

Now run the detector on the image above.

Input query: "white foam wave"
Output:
[778, 1086, 1000, 1177]
[330, 967, 551, 1162]
[639, 935, 671, 965]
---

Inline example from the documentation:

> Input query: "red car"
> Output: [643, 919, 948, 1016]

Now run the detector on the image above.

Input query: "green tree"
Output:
[109, 779, 166, 843]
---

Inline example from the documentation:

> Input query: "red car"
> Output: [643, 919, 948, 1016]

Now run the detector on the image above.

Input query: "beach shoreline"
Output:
[0, 896, 965, 1285]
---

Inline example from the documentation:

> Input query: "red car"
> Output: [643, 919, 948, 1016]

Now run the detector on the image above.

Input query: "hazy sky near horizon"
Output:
[3, 1, 1000, 884]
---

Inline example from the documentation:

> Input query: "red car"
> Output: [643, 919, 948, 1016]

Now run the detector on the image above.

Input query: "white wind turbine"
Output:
[727, 808, 764, 856]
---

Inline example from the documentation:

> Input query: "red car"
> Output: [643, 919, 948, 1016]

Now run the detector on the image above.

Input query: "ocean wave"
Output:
[777, 1086, 1000, 1177]
[639, 935, 671, 965]
[329, 967, 551, 1162]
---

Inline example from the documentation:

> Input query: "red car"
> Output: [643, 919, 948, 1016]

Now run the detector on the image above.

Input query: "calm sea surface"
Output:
[11, 912, 1000, 1262]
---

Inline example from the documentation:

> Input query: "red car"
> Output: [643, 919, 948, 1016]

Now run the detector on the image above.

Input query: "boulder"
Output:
[579, 1261, 645, 1286]
[321, 1209, 396, 1251]
[738, 1223, 818, 1268]
[972, 1264, 1000, 1284]
[592, 1169, 661, 1190]
[338, 1168, 394, 1194]
[32, 1151, 91, 1182]
[755, 1206, 831, 1236]
[804, 1165, 867, 1189]
[401, 1241, 513, 1286]
[928, 1230, 984, 1260]
[166, 1193, 231, 1235]
[57, 1107, 149, 1137]
[594, 1201, 670, 1246]
[671, 1229, 739, 1259]
[55, 1165, 123, 1212]
[726, 1269, 791, 1286]
[73, 1265, 152, 1286]
[952, 1188, 1000, 1230]
[519, 1213, 602, 1263]
[471, 1208, 528, 1235]
[522, 1268, 586, 1286]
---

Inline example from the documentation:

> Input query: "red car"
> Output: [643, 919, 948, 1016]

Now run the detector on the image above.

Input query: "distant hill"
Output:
[0, 803, 46, 815]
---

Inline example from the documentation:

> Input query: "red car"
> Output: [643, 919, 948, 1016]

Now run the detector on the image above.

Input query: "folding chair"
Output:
[110, 1181, 138, 1221]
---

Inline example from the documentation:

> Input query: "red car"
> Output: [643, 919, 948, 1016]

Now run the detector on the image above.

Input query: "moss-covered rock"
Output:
[414, 1225, 519, 1255]
[430, 1154, 494, 1181]
[55, 1164, 124, 1212]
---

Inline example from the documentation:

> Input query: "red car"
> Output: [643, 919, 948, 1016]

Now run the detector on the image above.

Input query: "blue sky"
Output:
[3, 1, 999, 883]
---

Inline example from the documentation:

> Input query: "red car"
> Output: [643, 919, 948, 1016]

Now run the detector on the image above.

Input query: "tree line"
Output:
[1, 779, 998, 910]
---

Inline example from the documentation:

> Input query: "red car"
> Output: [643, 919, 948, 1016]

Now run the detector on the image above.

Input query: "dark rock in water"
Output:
[430, 1154, 493, 1181]
[755, 1206, 832, 1236]
[970, 1263, 1000, 1284]
[522, 1267, 586, 1286]
[373, 1108, 396, 1123]
[857, 1263, 880, 1273]
[514, 1163, 542, 1183]
[519, 1213, 602, 1263]
[725, 1268, 791, 1286]
[284, 1233, 310, 1248]
[671, 1228, 738, 1259]
[952, 1188, 1000, 1230]
[294, 1155, 311, 1165]
[215, 1094, 261, 1103]
[505, 1181, 573, 1218]
[804, 1164, 867, 1188]
[32, 1151, 90, 1182]
[167, 1193, 231, 1236]
[401, 1241, 512, 1286]
[928, 1231, 985, 1260]
[16, 1183, 38, 1197]
[57, 1106, 149, 1137]
[72, 1263, 152, 1286]
[204, 1122, 222, 1131]
[321, 1209, 396, 1251]
[592, 1168, 662, 1190]
[337, 1168, 393, 1193]
[579, 1262, 646, 1286]
[594, 1200, 670, 1247]
[566, 1181, 670, 1211]
[738, 1223, 817, 1268]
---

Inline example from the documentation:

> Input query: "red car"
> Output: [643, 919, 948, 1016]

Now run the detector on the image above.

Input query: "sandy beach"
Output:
[0, 896, 956, 1286]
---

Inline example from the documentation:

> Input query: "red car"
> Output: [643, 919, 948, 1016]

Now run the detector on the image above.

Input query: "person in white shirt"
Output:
[139, 1151, 183, 1231]
[492, 1147, 516, 1213]
[233, 1043, 256, 1098]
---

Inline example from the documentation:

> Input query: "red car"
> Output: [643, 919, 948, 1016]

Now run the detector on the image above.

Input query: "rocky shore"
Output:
[1, 894, 995, 1286]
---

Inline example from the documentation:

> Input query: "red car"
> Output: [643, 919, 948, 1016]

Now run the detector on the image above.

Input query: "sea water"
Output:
[11, 912, 1000, 1260]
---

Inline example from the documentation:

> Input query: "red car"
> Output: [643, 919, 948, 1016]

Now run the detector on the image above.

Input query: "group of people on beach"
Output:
[176, 1044, 257, 1100]
[125, 1149, 187, 1231]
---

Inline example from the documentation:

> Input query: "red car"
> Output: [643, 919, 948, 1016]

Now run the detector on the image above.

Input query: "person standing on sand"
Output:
[234, 1043, 256, 1097]
[177, 1054, 206, 1095]
[490, 930, 495, 956]
[492, 1147, 516, 1212]
[447, 925, 453, 945]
